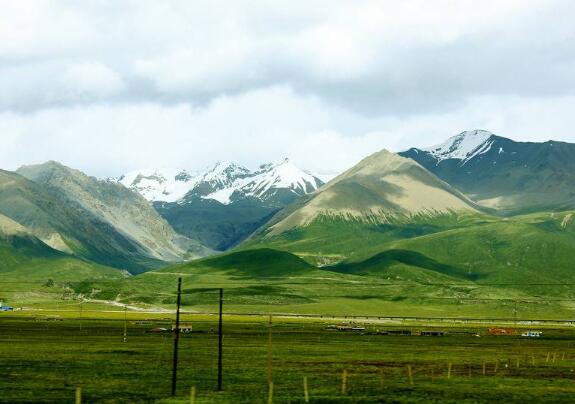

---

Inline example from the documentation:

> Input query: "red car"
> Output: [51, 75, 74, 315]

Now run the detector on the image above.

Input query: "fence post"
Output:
[341, 369, 348, 394]
[407, 365, 414, 385]
[447, 363, 452, 379]
[190, 386, 196, 404]
[75, 387, 81, 404]
[268, 381, 274, 404]
[303, 376, 309, 403]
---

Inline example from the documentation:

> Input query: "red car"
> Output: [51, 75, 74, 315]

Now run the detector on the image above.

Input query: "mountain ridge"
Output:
[118, 158, 323, 205]
[400, 130, 575, 213]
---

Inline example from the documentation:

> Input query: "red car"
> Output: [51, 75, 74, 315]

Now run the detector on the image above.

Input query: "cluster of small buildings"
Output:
[488, 328, 543, 337]
[148, 324, 194, 334]
[327, 324, 543, 338]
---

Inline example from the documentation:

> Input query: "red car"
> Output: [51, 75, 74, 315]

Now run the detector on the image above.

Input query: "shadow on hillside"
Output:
[329, 249, 482, 281]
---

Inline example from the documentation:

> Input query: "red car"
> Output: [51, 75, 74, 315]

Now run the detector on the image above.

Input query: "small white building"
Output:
[521, 330, 542, 337]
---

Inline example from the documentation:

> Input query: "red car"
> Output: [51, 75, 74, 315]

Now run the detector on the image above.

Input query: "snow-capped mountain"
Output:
[422, 130, 496, 165]
[118, 159, 323, 205]
[118, 168, 201, 202]
[123, 159, 325, 251]
[400, 129, 575, 213]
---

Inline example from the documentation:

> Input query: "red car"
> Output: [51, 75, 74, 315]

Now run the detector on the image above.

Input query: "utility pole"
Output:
[217, 288, 224, 391]
[171, 277, 182, 397]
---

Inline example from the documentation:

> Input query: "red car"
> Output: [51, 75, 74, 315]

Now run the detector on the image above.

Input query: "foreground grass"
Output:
[1, 315, 575, 403]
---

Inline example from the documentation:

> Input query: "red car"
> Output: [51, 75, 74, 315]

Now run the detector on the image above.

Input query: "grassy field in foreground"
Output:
[1, 315, 575, 403]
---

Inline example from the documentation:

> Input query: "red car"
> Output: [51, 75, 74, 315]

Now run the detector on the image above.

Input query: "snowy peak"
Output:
[238, 158, 323, 202]
[199, 161, 251, 189]
[118, 159, 324, 205]
[118, 168, 199, 203]
[424, 130, 496, 164]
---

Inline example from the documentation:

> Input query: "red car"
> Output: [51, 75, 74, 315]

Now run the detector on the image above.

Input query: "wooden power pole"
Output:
[171, 277, 182, 396]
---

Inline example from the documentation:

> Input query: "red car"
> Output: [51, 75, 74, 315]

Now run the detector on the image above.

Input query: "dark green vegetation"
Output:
[1, 315, 575, 403]
[0, 231, 122, 282]
[44, 228, 570, 320]
[401, 134, 575, 214]
[155, 198, 280, 251]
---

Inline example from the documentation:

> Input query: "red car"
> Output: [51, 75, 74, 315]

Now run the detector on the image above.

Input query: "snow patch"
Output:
[117, 168, 200, 202]
[118, 159, 323, 204]
[424, 130, 495, 163]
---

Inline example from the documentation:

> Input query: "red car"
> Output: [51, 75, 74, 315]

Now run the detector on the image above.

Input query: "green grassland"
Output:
[27, 245, 567, 320]
[1, 315, 575, 403]
[2, 211, 575, 320]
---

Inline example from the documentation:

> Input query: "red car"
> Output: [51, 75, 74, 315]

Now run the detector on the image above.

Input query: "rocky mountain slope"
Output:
[400, 130, 575, 213]
[0, 164, 211, 273]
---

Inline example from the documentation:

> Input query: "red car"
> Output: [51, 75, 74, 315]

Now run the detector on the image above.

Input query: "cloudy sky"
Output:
[1, 0, 575, 177]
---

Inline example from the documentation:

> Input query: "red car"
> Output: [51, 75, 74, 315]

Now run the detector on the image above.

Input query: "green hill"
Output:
[0, 215, 125, 307]
[165, 248, 313, 277]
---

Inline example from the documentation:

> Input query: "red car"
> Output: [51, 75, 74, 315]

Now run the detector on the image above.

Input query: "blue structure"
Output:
[0, 301, 13, 311]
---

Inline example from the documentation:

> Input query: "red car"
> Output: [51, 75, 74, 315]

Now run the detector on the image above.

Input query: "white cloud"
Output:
[0, 1, 574, 176]
[2, 87, 575, 177]
[62, 63, 125, 99]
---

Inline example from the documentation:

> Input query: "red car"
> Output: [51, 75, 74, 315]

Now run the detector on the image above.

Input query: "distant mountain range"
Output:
[400, 130, 575, 214]
[244, 140, 575, 299]
[118, 158, 323, 205]
[118, 159, 324, 250]
[2, 129, 575, 292]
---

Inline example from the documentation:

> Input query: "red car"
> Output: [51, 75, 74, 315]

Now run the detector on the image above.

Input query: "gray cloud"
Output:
[1, 1, 575, 176]
[2, 1, 574, 114]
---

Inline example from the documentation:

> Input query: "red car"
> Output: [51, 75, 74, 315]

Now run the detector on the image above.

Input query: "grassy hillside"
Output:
[244, 212, 495, 265]
[0, 226, 126, 308]
[385, 211, 575, 295]
[62, 239, 575, 320]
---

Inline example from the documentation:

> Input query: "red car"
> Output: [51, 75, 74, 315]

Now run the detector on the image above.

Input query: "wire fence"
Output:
[2, 279, 575, 402]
